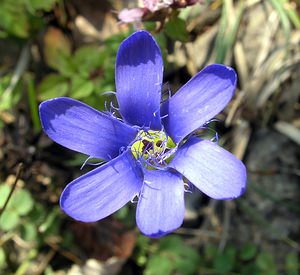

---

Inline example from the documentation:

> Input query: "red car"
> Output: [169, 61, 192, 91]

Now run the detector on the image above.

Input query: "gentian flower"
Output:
[39, 30, 246, 237]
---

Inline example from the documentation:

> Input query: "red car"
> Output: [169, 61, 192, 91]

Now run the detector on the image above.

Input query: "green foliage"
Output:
[13, 187, 35, 216]
[38, 33, 129, 109]
[268, 0, 293, 41]
[70, 77, 94, 99]
[38, 207, 62, 235]
[214, 0, 245, 64]
[134, 235, 151, 266]
[0, 75, 22, 112]
[146, 254, 174, 274]
[0, 0, 57, 38]
[38, 74, 69, 100]
[21, 223, 38, 241]
[27, 75, 42, 132]
[72, 46, 106, 78]
[0, 185, 34, 231]
[0, 247, 6, 270]
[164, 12, 189, 42]
[199, 243, 286, 274]
[0, 183, 69, 273]
[240, 243, 258, 261]
[0, 211, 19, 231]
[113, 204, 137, 228]
[25, 0, 57, 13]
[0, 0, 50, 126]
[144, 236, 200, 275]
[213, 246, 236, 273]
[255, 252, 278, 274]
[285, 252, 299, 275]
[0, 0, 30, 38]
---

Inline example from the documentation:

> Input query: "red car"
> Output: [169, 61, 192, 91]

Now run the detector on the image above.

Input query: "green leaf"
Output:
[56, 56, 78, 77]
[11, 189, 34, 216]
[0, 1, 30, 38]
[144, 22, 157, 32]
[38, 74, 69, 100]
[214, 0, 245, 64]
[155, 236, 200, 275]
[21, 223, 37, 242]
[175, 248, 200, 275]
[83, 93, 109, 111]
[24, 0, 57, 13]
[285, 253, 298, 275]
[145, 254, 173, 275]
[204, 244, 218, 262]
[113, 205, 129, 220]
[240, 243, 257, 261]
[268, 0, 291, 42]
[282, 0, 300, 29]
[27, 75, 41, 132]
[0, 186, 34, 230]
[70, 78, 94, 99]
[73, 46, 105, 78]
[240, 263, 260, 275]
[256, 252, 278, 274]
[158, 235, 183, 251]
[133, 235, 151, 266]
[214, 254, 233, 274]
[0, 185, 11, 208]
[164, 12, 188, 42]
[0, 247, 6, 269]
[213, 247, 236, 274]
[28, 202, 47, 226]
[39, 207, 61, 235]
[0, 210, 19, 231]
[0, 75, 22, 111]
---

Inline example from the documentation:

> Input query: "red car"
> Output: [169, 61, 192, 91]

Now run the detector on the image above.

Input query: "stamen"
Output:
[102, 91, 116, 96]
[130, 194, 139, 203]
[130, 129, 176, 170]
[81, 156, 93, 170]
[81, 156, 105, 170]
[211, 132, 219, 143]
[183, 178, 194, 193]
[110, 101, 119, 111]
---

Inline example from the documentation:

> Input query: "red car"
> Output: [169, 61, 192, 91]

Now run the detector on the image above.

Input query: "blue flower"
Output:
[39, 30, 246, 238]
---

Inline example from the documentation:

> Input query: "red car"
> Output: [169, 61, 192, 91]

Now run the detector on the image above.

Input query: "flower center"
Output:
[131, 130, 176, 169]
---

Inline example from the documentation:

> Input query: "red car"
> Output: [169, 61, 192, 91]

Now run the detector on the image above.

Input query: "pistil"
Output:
[131, 130, 176, 169]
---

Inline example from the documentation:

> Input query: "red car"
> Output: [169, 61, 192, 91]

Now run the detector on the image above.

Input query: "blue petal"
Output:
[39, 97, 137, 160]
[60, 150, 143, 222]
[169, 138, 246, 199]
[116, 30, 163, 130]
[136, 170, 185, 237]
[162, 64, 237, 143]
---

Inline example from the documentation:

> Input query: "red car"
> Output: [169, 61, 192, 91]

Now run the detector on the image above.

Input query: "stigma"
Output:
[131, 130, 176, 169]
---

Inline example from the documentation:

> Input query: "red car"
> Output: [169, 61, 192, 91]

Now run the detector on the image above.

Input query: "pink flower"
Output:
[118, 8, 146, 23]
[143, 0, 174, 12]
[118, 0, 201, 23]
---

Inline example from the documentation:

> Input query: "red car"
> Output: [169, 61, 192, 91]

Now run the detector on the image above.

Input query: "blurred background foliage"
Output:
[0, 0, 299, 274]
